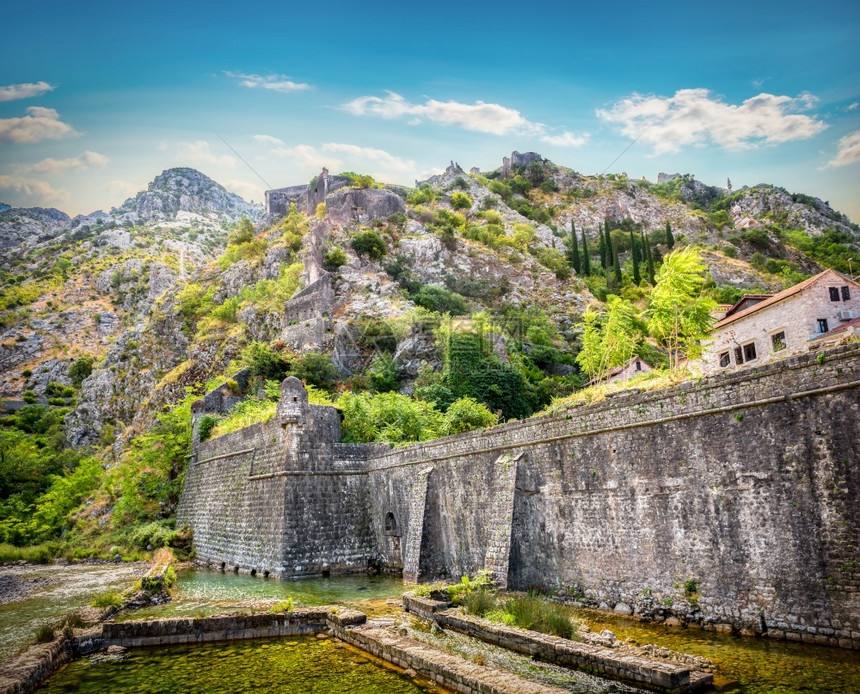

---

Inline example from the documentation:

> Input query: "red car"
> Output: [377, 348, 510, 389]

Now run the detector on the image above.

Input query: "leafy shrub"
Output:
[339, 392, 443, 444]
[292, 352, 339, 389]
[412, 285, 469, 315]
[209, 397, 277, 439]
[129, 520, 175, 549]
[210, 297, 240, 323]
[323, 246, 347, 271]
[408, 185, 436, 205]
[367, 354, 399, 393]
[91, 590, 124, 609]
[272, 597, 295, 612]
[357, 318, 398, 353]
[242, 341, 290, 380]
[227, 217, 255, 245]
[463, 588, 497, 617]
[441, 397, 498, 435]
[35, 624, 55, 643]
[351, 230, 387, 259]
[198, 415, 219, 442]
[68, 356, 94, 387]
[744, 227, 770, 249]
[316, 202, 326, 219]
[488, 180, 512, 200]
[450, 191, 473, 210]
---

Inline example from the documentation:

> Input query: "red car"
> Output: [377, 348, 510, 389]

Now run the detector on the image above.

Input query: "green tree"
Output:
[612, 238, 622, 285]
[647, 247, 716, 373]
[665, 220, 675, 249]
[598, 226, 607, 269]
[228, 217, 255, 246]
[580, 229, 591, 276]
[575, 297, 640, 383]
[292, 352, 339, 389]
[68, 356, 94, 388]
[630, 231, 641, 285]
[567, 222, 580, 274]
[643, 232, 655, 284]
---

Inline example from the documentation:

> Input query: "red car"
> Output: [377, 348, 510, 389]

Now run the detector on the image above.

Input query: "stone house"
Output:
[590, 356, 655, 385]
[702, 268, 860, 373]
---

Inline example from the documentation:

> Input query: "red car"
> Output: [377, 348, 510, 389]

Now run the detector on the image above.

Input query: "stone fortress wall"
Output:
[178, 343, 860, 646]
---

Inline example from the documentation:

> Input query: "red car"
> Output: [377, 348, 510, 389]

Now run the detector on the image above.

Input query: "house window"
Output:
[734, 346, 744, 364]
[842, 286, 851, 301]
[743, 342, 757, 362]
[771, 332, 786, 352]
[719, 352, 731, 368]
[817, 318, 829, 334]
[829, 287, 840, 302]
[634, 360, 642, 371]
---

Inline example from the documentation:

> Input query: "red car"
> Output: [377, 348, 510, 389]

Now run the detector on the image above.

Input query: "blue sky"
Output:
[1, 0, 858, 220]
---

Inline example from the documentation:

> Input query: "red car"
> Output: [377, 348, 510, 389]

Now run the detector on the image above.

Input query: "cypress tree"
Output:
[631, 230, 641, 285]
[644, 231, 655, 284]
[665, 220, 675, 249]
[581, 229, 591, 276]
[603, 222, 610, 266]
[568, 221, 580, 274]
[612, 238, 622, 284]
[598, 227, 607, 270]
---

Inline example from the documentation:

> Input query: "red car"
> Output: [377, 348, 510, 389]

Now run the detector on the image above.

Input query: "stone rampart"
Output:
[179, 344, 860, 646]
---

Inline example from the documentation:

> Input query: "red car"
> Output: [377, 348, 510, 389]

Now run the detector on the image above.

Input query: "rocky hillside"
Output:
[1, 151, 857, 558]
[0, 168, 262, 425]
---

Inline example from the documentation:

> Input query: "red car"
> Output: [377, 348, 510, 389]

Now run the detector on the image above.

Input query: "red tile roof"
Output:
[714, 269, 859, 330]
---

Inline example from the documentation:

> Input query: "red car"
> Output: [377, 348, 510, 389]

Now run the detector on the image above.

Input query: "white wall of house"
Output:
[703, 274, 860, 373]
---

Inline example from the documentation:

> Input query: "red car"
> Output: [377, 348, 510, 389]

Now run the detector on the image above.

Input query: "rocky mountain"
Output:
[110, 167, 261, 225]
[0, 202, 10, 213]
[1, 155, 858, 450]
[1, 151, 858, 559]
[0, 207, 70, 253]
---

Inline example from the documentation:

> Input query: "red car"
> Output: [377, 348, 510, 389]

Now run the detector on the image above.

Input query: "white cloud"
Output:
[224, 179, 264, 203]
[597, 88, 828, 154]
[0, 106, 79, 144]
[0, 175, 70, 206]
[253, 134, 285, 146]
[848, 102, 859, 111]
[159, 140, 236, 168]
[19, 151, 109, 175]
[322, 143, 415, 172]
[825, 130, 860, 168]
[270, 144, 339, 170]
[539, 131, 590, 147]
[225, 71, 310, 93]
[0, 81, 55, 102]
[106, 179, 141, 200]
[341, 91, 587, 146]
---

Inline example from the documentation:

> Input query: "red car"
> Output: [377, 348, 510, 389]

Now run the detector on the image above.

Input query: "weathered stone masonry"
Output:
[178, 344, 860, 646]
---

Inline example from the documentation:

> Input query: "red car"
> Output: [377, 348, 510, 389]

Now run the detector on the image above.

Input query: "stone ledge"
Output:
[404, 594, 712, 694]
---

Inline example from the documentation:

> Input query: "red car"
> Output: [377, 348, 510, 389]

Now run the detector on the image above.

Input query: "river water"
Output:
[3, 564, 859, 693]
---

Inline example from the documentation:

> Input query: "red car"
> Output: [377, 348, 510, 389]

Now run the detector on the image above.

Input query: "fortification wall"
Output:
[178, 381, 381, 577]
[179, 344, 860, 643]
[365, 344, 860, 641]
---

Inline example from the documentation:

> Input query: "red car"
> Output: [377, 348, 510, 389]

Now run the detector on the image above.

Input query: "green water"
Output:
[577, 609, 860, 693]
[118, 569, 406, 621]
[38, 637, 440, 693]
[0, 563, 146, 663]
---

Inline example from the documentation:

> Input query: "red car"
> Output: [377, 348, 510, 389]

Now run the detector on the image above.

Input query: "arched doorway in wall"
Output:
[384, 511, 402, 569]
